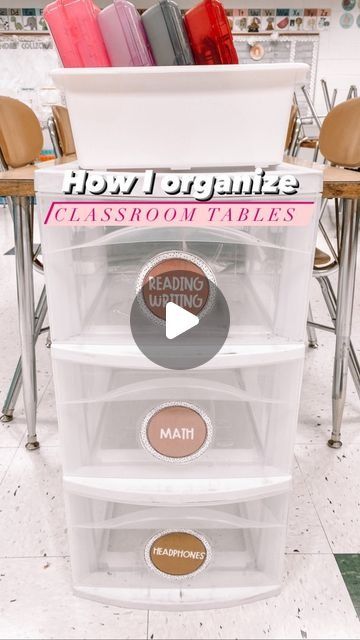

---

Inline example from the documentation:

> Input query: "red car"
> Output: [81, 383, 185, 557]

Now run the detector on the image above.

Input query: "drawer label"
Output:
[136, 251, 216, 323]
[141, 402, 212, 463]
[145, 530, 211, 579]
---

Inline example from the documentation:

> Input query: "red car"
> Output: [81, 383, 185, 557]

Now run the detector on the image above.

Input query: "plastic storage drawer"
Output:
[64, 490, 289, 610]
[53, 342, 303, 498]
[39, 222, 318, 345]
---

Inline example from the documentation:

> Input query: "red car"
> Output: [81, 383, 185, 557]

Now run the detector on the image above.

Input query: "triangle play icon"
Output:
[165, 302, 199, 340]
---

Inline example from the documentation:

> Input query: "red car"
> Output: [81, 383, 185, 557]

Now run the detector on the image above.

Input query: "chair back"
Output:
[52, 105, 76, 157]
[0, 96, 43, 168]
[319, 98, 360, 167]
[284, 102, 298, 152]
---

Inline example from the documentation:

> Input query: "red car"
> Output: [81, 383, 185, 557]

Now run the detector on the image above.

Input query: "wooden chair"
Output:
[0, 96, 43, 169]
[319, 98, 360, 168]
[48, 105, 76, 158]
[0, 97, 48, 446]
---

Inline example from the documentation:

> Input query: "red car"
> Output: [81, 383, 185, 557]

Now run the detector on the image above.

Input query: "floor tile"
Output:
[148, 554, 360, 640]
[0, 449, 17, 484]
[0, 557, 147, 640]
[0, 447, 68, 558]
[0, 420, 26, 449]
[296, 444, 360, 553]
[335, 554, 360, 617]
[286, 461, 331, 553]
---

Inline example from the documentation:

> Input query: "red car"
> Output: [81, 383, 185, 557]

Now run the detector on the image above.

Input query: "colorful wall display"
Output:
[3, 4, 360, 35]
[226, 8, 332, 33]
[0, 8, 48, 32]
[338, 0, 359, 28]
[340, 11, 355, 25]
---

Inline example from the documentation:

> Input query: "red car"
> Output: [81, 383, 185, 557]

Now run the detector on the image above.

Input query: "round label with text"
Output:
[141, 402, 212, 463]
[136, 251, 216, 323]
[145, 530, 211, 579]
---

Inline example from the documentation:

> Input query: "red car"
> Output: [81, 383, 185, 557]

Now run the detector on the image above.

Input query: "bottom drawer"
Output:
[65, 490, 288, 610]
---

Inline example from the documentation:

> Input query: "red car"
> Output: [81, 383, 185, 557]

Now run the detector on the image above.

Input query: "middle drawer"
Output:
[53, 344, 303, 493]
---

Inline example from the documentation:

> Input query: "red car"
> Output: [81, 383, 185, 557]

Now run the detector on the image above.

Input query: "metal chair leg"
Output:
[1, 285, 47, 422]
[321, 79, 332, 113]
[0, 359, 22, 423]
[317, 275, 360, 400]
[45, 330, 52, 349]
[307, 304, 318, 348]
[313, 143, 320, 163]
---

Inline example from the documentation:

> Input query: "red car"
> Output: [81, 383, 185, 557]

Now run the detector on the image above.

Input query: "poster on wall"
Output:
[338, 0, 358, 28]
[0, 8, 48, 32]
[228, 8, 332, 33]
[0, 5, 334, 35]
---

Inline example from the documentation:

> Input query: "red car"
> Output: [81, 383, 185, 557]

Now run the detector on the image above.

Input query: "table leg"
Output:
[11, 196, 39, 450]
[329, 198, 360, 448]
[318, 275, 360, 399]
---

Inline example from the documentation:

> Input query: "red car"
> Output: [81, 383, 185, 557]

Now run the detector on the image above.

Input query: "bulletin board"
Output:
[0, 34, 61, 125]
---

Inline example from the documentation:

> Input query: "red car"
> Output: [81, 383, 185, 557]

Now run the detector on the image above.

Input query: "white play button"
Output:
[165, 302, 199, 340]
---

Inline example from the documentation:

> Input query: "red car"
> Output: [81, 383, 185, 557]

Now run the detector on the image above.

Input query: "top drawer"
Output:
[39, 211, 319, 346]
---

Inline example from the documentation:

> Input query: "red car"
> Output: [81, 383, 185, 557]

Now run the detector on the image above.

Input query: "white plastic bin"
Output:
[51, 64, 308, 170]
[39, 219, 318, 345]
[64, 490, 289, 610]
[52, 342, 303, 497]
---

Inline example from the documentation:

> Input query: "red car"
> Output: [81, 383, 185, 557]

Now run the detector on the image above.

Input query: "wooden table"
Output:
[1, 158, 359, 198]
[284, 156, 360, 198]
[0, 158, 359, 448]
[0, 156, 75, 197]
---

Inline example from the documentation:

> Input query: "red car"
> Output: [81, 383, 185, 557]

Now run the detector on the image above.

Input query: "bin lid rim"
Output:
[52, 62, 309, 78]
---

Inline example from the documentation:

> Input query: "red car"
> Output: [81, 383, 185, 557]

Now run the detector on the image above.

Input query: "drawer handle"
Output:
[59, 376, 285, 406]
[44, 224, 307, 255]
[74, 507, 282, 530]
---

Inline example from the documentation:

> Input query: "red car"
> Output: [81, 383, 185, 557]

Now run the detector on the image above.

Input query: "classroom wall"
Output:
[0, 0, 358, 112]
[173, 0, 359, 111]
